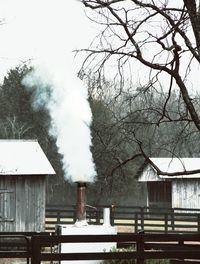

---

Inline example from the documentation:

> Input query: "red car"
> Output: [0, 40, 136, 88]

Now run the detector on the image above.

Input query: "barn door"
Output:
[147, 181, 172, 209]
[0, 190, 15, 231]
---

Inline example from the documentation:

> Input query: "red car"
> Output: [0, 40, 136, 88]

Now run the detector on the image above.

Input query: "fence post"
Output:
[31, 235, 41, 264]
[171, 208, 175, 231]
[197, 214, 200, 232]
[136, 233, 144, 264]
[165, 213, 168, 233]
[73, 205, 76, 223]
[135, 212, 138, 233]
[110, 205, 115, 226]
[141, 207, 144, 231]
[96, 208, 101, 225]
[57, 211, 61, 224]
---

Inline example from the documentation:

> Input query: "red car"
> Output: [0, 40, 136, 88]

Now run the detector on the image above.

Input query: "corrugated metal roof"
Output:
[0, 139, 55, 175]
[150, 158, 200, 179]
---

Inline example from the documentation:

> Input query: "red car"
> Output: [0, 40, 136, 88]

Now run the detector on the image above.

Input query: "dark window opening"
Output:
[147, 181, 172, 208]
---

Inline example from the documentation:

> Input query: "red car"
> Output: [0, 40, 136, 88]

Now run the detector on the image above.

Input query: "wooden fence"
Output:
[0, 232, 48, 264]
[1, 233, 200, 263]
[45, 205, 200, 233]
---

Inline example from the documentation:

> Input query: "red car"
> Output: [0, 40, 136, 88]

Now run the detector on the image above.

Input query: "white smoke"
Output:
[23, 55, 96, 182]
[14, 0, 98, 182]
[0, 0, 97, 182]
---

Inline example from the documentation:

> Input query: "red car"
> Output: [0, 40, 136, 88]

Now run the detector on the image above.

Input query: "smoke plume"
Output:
[0, 0, 97, 182]
[12, 0, 98, 182]
[23, 55, 96, 183]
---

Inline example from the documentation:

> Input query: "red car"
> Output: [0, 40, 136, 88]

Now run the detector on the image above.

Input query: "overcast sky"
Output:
[0, 0, 199, 93]
[0, 0, 96, 83]
[0, 0, 98, 182]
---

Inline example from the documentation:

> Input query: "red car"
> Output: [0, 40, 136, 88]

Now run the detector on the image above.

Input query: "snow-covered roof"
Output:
[0, 139, 55, 175]
[138, 158, 200, 181]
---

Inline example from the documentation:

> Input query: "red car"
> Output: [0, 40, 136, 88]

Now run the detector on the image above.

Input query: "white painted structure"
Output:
[103, 207, 111, 226]
[57, 207, 117, 264]
[138, 158, 200, 209]
[58, 225, 117, 264]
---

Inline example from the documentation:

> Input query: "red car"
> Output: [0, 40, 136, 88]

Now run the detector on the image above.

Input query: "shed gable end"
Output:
[138, 165, 161, 182]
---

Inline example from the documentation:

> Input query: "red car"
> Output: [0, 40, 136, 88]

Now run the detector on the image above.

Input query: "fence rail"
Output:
[1, 233, 200, 264]
[45, 205, 200, 233]
[0, 232, 49, 264]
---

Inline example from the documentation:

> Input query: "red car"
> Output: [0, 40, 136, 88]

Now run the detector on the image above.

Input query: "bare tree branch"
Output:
[81, 0, 200, 177]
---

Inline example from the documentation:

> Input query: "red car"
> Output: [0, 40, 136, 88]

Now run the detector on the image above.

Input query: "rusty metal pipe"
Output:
[76, 182, 87, 224]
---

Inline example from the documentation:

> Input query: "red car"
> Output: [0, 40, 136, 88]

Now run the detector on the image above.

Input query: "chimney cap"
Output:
[75, 181, 87, 187]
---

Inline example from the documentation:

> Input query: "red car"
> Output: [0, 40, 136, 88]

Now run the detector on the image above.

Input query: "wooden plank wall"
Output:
[0, 175, 46, 232]
[172, 179, 200, 209]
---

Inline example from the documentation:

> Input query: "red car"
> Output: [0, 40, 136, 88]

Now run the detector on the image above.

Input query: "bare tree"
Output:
[80, 0, 200, 176]
[0, 116, 32, 139]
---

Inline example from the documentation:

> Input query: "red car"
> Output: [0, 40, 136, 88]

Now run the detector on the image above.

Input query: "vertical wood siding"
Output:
[172, 179, 200, 209]
[0, 175, 46, 232]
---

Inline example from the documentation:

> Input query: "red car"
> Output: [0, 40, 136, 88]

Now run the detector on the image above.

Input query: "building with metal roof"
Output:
[138, 158, 200, 209]
[0, 139, 55, 232]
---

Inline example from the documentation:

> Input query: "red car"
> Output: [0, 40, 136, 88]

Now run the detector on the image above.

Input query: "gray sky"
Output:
[0, 0, 98, 182]
[0, 0, 95, 82]
[0, 0, 199, 93]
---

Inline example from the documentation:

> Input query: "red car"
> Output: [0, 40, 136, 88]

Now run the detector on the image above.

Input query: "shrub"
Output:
[101, 247, 169, 264]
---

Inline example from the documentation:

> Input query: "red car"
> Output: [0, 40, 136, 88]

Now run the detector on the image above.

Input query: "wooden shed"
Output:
[138, 158, 200, 209]
[0, 139, 55, 232]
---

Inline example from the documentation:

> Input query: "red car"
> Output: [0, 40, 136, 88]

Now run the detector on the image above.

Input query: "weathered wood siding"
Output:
[138, 166, 161, 182]
[172, 179, 200, 209]
[0, 175, 46, 232]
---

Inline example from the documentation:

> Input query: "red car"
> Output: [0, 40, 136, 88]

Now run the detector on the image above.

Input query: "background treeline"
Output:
[0, 65, 199, 206]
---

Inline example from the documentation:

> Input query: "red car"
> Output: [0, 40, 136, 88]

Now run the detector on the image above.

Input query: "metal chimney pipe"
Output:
[75, 181, 88, 226]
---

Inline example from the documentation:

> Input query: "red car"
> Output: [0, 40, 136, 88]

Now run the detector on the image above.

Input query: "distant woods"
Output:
[79, 0, 200, 179]
[87, 74, 200, 203]
[0, 65, 66, 204]
[0, 65, 200, 205]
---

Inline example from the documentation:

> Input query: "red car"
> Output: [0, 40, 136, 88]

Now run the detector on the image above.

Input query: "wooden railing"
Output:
[2, 233, 200, 264]
[0, 232, 49, 264]
[45, 205, 200, 233]
[32, 233, 200, 264]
